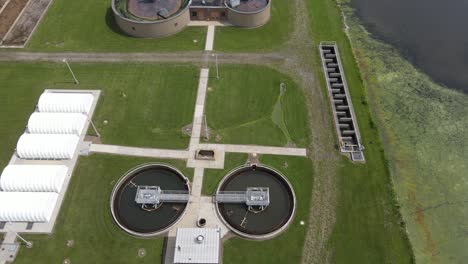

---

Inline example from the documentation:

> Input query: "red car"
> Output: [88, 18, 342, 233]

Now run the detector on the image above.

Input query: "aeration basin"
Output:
[215, 165, 295, 240]
[110, 163, 189, 237]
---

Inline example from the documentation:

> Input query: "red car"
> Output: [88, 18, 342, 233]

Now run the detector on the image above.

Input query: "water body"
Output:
[351, 0, 468, 93]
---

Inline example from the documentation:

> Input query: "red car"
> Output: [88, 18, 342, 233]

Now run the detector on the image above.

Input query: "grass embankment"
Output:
[215, 0, 292, 52]
[306, 0, 414, 262]
[25, 0, 206, 51]
[0, 62, 197, 167]
[14, 155, 192, 264]
[205, 65, 309, 147]
[338, 1, 468, 262]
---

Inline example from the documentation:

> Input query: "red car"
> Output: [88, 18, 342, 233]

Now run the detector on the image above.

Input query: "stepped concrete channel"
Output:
[319, 42, 365, 162]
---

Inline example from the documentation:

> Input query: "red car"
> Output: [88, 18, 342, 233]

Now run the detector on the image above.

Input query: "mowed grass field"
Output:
[26, 0, 206, 51]
[15, 155, 192, 264]
[306, 0, 414, 262]
[25, 0, 291, 52]
[0, 62, 198, 170]
[205, 65, 310, 147]
[215, 0, 292, 51]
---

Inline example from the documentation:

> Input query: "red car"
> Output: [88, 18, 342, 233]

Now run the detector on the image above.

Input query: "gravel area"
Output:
[0, 0, 29, 39]
[2, 0, 52, 46]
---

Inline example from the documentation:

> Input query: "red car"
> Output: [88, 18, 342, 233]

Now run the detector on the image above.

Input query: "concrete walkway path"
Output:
[199, 143, 307, 157]
[205, 25, 215, 51]
[89, 144, 189, 159]
[188, 68, 209, 151]
[191, 167, 204, 197]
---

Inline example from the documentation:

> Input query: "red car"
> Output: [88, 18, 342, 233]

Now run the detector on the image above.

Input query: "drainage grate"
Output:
[319, 42, 365, 162]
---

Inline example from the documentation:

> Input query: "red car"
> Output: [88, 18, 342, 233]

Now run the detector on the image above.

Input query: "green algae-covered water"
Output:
[339, 0, 468, 262]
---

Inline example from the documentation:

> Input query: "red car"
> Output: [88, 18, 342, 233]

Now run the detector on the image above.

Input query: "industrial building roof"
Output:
[173, 228, 221, 264]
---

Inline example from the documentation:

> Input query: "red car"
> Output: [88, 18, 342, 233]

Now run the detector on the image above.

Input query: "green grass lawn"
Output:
[0, 62, 198, 169]
[205, 65, 310, 147]
[307, 0, 414, 262]
[25, 0, 206, 52]
[215, 0, 292, 52]
[221, 155, 314, 263]
[24, 0, 291, 52]
[14, 155, 192, 264]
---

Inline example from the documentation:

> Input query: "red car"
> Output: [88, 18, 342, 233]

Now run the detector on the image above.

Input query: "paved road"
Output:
[0, 51, 285, 65]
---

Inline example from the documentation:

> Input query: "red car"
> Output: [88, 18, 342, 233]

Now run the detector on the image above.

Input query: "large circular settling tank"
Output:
[226, 0, 269, 13]
[216, 165, 295, 239]
[127, 0, 183, 20]
[111, 163, 189, 237]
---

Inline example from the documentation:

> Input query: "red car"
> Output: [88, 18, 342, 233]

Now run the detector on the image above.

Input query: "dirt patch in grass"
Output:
[0, 0, 29, 39]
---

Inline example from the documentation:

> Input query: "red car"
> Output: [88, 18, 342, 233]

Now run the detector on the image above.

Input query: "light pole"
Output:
[6, 222, 33, 248]
[62, 58, 79, 85]
[212, 54, 219, 80]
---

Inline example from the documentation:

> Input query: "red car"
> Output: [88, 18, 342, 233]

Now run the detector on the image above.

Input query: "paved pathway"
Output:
[191, 167, 204, 197]
[187, 68, 210, 167]
[199, 143, 307, 156]
[205, 25, 215, 51]
[89, 144, 189, 159]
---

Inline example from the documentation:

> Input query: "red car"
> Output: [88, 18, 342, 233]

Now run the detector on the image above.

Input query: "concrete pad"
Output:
[205, 25, 215, 51]
[0, 232, 18, 264]
[187, 148, 225, 169]
[169, 196, 229, 238]
[199, 143, 308, 157]
[188, 21, 232, 27]
[89, 144, 189, 160]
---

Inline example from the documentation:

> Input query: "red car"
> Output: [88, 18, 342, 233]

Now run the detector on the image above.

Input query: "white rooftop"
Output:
[173, 228, 221, 264]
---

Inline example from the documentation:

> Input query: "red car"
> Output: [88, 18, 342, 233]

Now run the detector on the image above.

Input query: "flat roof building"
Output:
[173, 228, 221, 264]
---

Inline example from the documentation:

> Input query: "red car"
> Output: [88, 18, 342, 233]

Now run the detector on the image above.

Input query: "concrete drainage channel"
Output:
[319, 41, 365, 162]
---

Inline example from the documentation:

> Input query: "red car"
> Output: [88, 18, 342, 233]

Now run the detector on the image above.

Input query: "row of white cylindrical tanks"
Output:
[0, 92, 94, 222]
[16, 92, 94, 160]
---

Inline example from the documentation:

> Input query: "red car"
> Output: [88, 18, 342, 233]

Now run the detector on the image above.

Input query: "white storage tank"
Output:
[38, 92, 94, 114]
[16, 134, 80, 160]
[0, 192, 59, 222]
[0, 165, 68, 193]
[27, 112, 88, 135]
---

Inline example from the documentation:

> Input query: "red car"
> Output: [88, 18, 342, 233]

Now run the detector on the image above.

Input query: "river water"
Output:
[351, 0, 468, 93]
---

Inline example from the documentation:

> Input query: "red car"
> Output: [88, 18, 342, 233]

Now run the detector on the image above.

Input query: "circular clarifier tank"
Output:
[127, 0, 186, 20]
[215, 165, 296, 239]
[110, 163, 189, 237]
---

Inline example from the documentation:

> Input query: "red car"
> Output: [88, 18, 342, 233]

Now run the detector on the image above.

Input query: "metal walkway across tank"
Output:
[214, 187, 270, 207]
[135, 186, 189, 205]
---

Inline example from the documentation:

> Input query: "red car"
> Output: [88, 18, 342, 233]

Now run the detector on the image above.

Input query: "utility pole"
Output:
[62, 58, 79, 85]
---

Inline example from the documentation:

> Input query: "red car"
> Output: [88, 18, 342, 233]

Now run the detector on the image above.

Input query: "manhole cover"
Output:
[138, 248, 146, 258]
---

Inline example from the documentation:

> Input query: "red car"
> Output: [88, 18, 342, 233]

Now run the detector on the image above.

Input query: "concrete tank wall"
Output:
[112, 0, 191, 38]
[226, 0, 271, 28]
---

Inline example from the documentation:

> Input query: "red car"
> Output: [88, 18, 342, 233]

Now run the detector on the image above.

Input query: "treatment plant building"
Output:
[112, 0, 271, 38]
